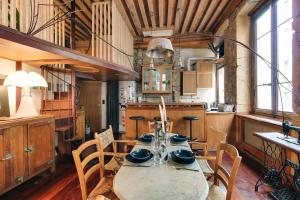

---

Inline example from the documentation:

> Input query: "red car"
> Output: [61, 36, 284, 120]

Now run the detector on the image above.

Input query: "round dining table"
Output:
[113, 138, 209, 200]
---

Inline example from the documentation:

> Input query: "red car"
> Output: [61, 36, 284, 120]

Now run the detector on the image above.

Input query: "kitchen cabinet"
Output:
[182, 71, 197, 95]
[0, 116, 55, 195]
[142, 65, 172, 94]
[196, 61, 213, 88]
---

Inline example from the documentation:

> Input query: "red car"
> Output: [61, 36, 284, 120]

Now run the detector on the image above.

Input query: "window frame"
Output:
[252, 0, 293, 117]
[216, 64, 225, 104]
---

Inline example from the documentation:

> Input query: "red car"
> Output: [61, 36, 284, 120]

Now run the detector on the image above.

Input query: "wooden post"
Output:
[15, 61, 22, 110]
[292, 0, 300, 114]
[70, 0, 76, 49]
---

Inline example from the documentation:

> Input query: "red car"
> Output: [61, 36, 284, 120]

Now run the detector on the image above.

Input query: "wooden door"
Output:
[0, 126, 26, 191]
[79, 81, 102, 132]
[27, 120, 55, 175]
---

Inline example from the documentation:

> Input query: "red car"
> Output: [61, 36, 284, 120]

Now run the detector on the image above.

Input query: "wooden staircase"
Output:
[40, 65, 82, 153]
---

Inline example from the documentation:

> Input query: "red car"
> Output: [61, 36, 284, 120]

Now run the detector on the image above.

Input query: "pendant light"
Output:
[177, 8, 184, 70]
[146, 12, 174, 59]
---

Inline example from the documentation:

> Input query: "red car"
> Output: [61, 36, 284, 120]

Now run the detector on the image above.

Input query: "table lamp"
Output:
[4, 71, 48, 118]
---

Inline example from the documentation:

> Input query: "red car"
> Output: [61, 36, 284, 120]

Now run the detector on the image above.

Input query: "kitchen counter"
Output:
[126, 102, 205, 107]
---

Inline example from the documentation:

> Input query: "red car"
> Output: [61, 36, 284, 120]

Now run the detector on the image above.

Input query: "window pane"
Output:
[256, 7, 271, 39]
[256, 32, 272, 85]
[257, 85, 272, 110]
[277, 0, 293, 112]
[278, 83, 293, 112]
[218, 67, 224, 104]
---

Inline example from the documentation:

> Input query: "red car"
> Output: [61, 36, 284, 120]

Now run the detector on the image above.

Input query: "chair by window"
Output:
[191, 127, 227, 177]
[72, 139, 113, 200]
[207, 142, 242, 200]
[148, 121, 173, 133]
[95, 125, 136, 178]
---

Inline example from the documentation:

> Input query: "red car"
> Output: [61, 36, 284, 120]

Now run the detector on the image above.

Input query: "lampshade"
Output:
[4, 71, 48, 88]
[146, 38, 174, 59]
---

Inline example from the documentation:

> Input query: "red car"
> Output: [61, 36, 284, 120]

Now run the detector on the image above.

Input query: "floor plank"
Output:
[0, 153, 273, 200]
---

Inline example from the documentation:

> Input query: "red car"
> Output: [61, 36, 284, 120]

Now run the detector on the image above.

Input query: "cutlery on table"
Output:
[122, 164, 151, 168]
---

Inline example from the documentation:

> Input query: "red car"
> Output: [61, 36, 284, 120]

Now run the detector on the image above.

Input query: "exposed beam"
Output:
[167, 0, 175, 27]
[204, 0, 230, 32]
[196, 1, 220, 32]
[158, 0, 164, 27]
[137, 0, 149, 29]
[147, 0, 156, 28]
[174, 0, 184, 33]
[181, 0, 197, 34]
[211, 0, 243, 33]
[124, 0, 142, 35]
[189, 0, 210, 32]
[114, 0, 137, 36]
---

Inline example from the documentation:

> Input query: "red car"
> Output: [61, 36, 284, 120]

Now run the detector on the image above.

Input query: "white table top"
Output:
[113, 138, 209, 200]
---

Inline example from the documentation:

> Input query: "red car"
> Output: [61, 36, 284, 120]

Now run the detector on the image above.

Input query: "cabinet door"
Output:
[196, 61, 213, 88]
[183, 71, 197, 95]
[27, 120, 55, 175]
[0, 126, 26, 191]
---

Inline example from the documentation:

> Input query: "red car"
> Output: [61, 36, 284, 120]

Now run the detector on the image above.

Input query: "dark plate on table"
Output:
[138, 134, 154, 143]
[126, 149, 153, 163]
[170, 149, 195, 164]
[170, 134, 187, 143]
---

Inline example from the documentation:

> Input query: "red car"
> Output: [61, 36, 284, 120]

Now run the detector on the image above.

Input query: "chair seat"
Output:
[196, 159, 214, 176]
[88, 176, 115, 200]
[129, 116, 145, 120]
[206, 182, 226, 200]
[104, 157, 122, 171]
[183, 116, 199, 120]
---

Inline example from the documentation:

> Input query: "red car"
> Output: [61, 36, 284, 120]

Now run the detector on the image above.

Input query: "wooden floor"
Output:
[1, 153, 273, 200]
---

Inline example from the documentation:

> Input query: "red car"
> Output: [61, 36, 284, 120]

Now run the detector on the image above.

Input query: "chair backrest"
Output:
[72, 139, 101, 200]
[207, 127, 227, 151]
[95, 125, 114, 150]
[148, 121, 173, 133]
[213, 142, 242, 200]
[94, 125, 115, 178]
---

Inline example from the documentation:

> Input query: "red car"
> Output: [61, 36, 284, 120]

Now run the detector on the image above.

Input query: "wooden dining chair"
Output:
[206, 142, 242, 200]
[95, 125, 136, 178]
[191, 127, 227, 177]
[148, 121, 173, 133]
[72, 139, 113, 200]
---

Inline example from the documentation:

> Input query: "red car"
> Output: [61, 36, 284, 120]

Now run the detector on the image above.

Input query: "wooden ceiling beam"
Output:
[188, 0, 210, 33]
[114, 0, 137, 36]
[76, 0, 92, 20]
[196, 1, 220, 32]
[137, 0, 149, 29]
[147, 0, 157, 28]
[167, 0, 175, 27]
[174, 0, 184, 33]
[211, 0, 243, 33]
[181, 0, 197, 34]
[204, 0, 230, 32]
[124, 0, 143, 35]
[158, 0, 164, 27]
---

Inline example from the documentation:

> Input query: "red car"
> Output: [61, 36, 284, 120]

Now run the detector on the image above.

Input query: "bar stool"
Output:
[183, 116, 199, 140]
[129, 116, 145, 139]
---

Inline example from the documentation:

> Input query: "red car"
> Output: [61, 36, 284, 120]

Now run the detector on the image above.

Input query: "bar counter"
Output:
[125, 103, 206, 140]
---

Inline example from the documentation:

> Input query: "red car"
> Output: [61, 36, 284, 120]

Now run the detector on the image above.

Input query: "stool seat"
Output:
[183, 116, 199, 121]
[153, 116, 170, 121]
[130, 116, 145, 120]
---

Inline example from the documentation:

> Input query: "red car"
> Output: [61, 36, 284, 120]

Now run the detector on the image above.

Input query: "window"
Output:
[217, 66, 224, 104]
[254, 0, 293, 114]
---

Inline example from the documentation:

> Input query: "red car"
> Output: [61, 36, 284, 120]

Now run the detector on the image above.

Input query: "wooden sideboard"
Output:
[0, 115, 55, 195]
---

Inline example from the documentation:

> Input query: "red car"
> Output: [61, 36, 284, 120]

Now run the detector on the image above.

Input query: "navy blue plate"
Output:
[138, 134, 154, 143]
[170, 149, 195, 164]
[126, 149, 153, 163]
[170, 134, 187, 143]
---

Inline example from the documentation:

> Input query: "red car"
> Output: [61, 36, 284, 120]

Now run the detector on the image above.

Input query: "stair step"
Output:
[43, 100, 72, 110]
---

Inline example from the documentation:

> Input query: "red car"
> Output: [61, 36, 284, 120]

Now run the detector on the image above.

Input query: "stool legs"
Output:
[135, 120, 139, 139]
[189, 120, 193, 140]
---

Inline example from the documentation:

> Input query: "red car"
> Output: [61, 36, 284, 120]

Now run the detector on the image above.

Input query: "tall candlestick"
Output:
[161, 96, 167, 122]
[159, 104, 165, 132]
